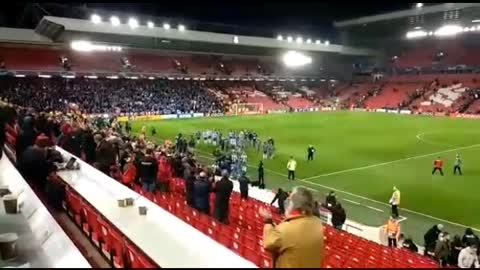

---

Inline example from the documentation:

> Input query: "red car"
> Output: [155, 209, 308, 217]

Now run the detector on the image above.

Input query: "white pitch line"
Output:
[366, 206, 384, 212]
[397, 216, 408, 222]
[343, 199, 361, 205]
[302, 142, 480, 181]
[416, 132, 456, 148]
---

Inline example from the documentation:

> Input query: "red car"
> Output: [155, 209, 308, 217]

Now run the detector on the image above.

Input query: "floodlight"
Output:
[306, 38, 312, 44]
[282, 50, 312, 68]
[110, 16, 120, 26]
[315, 40, 321, 44]
[163, 23, 171, 30]
[91, 14, 102, 24]
[178, 24, 186, 31]
[147, 21, 154, 28]
[416, 3, 423, 8]
[128, 18, 138, 29]
[324, 40, 330, 46]
[277, 35, 283, 41]
[296, 37, 303, 44]
[434, 24, 462, 36]
[287, 36, 293, 43]
[233, 36, 239, 44]
[406, 30, 427, 39]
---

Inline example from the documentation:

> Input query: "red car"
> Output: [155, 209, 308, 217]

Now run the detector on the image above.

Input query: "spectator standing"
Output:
[287, 156, 297, 181]
[260, 187, 324, 268]
[457, 245, 479, 268]
[82, 128, 96, 163]
[424, 224, 444, 256]
[258, 160, 265, 188]
[138, 149, 158, 193]
[193, 171, 211, 214]
[331, 203, 346, 230]
[271, 188, 289, 215]
[450, 235, 464, 266]
[435, 232, 451, 267]
[185, 168, 196, 207]
[462, 228, 479, 247]
[384, 216, 401, 248]
[238, 171, 250, 199]
[213, 170, 233, 224]
[16, 116, 37, 164]
[94, 133, 116, 175]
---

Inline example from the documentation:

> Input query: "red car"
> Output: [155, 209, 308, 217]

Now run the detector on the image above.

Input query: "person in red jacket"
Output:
[432, 157, 444, 176]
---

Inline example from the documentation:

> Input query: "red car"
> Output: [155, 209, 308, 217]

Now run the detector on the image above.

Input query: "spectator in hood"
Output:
[271, 188, 289, 215]
[331, 203, 346, 230]
[462, 228, 479, 247]
[424, 224, 444, 256]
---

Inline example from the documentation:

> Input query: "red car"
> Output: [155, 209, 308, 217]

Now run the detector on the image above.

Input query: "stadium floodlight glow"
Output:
[277, 35, 283, 41]
[287, 36, 293, 43]
[473, 19, 480, 23]
[178, 24, 186, 31]
[38, 74, 52, 78]
[110, 16, 120, 26]
[296, 37, 303, 44]
[128, 18, 139, 29]
[428, 31, 434, 36]
[62, 75, 75, 79]
[477, 25, 480, 30]
[315, 40, 321, 44]
[91, 14, 102, 24]
[147, 21, 154, 28]
[163, 23, 171, 30]
[414, 26, 422, 30]
[470, 26, 476, 31]
[148, 76, 155, 80]
[406, 30, 427, 39]
[233, 36, 239, 44]
[107, 75, 119, 79]
[416, 3, 423, 8]
[324, 40, 330, 46]
[434, 24, 463, 36]
[85, 75, 98, 79]
[306, 38, 312, 44]
[282, 50, 312, 68]
[14, 74, 26, 77]
[128, 76, 138, 80]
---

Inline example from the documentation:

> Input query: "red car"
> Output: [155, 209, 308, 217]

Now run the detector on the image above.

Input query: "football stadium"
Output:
[1, 2, 480, 268]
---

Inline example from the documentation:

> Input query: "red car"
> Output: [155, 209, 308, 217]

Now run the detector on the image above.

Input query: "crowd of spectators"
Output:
[0, 77, 225, 115]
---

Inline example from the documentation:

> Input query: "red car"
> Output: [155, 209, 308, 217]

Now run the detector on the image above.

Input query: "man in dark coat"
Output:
[258, 160, 265, 188]
[138, 149, 158, 193]
[193, 171, 211, 214]
[331, 203, 347, 230]
[271, 188, 289, 215]
[94, 134, 116, 175]
[213, 170, 233, 224]
[238, 172, 250, 199]
[424, 224, 444, 256]
[18, 135, 55, 191]
[185, 169, 196, 207]
[16, 116, 37, 164]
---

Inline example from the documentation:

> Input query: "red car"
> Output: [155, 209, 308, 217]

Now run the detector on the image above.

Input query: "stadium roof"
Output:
[33, 16, 376, 57]
[334, 3, 480, 28]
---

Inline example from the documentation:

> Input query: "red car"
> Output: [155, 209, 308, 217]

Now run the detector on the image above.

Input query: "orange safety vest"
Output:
[434, 159, 443, 168]
[386, 220, 400, 237]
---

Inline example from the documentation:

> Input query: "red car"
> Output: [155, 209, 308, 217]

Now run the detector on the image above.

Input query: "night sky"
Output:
[1, 2, 419, 40]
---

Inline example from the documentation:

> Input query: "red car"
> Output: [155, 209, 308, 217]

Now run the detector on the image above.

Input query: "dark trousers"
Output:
[288, 170, 295, 180]
[214, 206, 229, 224]
[453, 165, 462, 175]
[391, 204, 399, 218]
[258, 173, 264, 186]
[307, 153, 314, 161]
[240, 189, 248, 199]
[432, 167, 444, 175]
[388, 237, 397, 248]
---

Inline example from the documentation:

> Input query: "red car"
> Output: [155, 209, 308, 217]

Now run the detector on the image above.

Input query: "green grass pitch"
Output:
[132, 111, 480, 243]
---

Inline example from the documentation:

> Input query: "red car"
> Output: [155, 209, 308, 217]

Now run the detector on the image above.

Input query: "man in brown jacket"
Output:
[260, 187, 324, 268]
